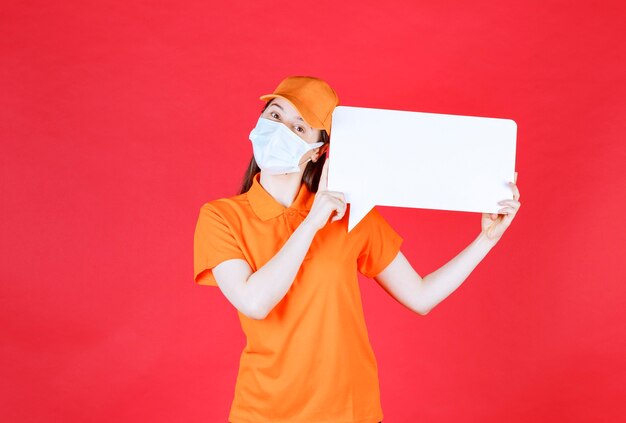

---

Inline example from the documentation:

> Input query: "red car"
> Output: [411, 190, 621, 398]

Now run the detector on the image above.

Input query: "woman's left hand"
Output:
[481, 172, 521, 242]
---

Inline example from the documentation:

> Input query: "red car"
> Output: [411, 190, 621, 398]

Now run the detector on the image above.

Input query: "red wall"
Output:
[2, 1, 625, 422]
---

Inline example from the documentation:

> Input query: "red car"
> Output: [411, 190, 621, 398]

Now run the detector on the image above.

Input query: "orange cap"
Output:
[259, 76, 340, 135]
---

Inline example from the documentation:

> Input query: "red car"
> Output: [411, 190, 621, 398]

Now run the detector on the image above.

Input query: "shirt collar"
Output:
[247, 172, 314, 221]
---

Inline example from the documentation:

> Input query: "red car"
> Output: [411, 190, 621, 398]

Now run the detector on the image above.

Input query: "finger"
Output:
[331, 199, 347, 221]
[333, 197, 347, 214]
[498, 199, 520, 206]
[332, 212, 346, 222]
[507, 182, 521, 200]
[336, 203, 347, 219]
[323, 192, 346, 212]
[514, 171, 518, 183]
[319, 159, 329, 191]
[502, 210, 516, 225]
[326, 191, 346, 203]
[497, 206, 516, 215]
[324, 190, 344, 197]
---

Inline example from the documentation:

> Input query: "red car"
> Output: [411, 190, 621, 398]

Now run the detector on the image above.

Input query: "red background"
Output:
[2, 1, 625, 422]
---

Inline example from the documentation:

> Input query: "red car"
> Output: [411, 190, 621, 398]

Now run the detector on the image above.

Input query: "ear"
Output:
[311, 144, 328, 162]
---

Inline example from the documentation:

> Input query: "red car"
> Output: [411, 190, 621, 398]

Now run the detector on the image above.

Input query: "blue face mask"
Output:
[249, 116, 324, 175]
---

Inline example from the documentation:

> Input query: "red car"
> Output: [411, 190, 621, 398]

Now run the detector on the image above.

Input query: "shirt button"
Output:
[287, 210, 296, 216]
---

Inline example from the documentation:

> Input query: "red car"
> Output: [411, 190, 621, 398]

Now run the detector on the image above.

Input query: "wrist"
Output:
[476, 230, 500, 250]
[298, 219, 319, 237]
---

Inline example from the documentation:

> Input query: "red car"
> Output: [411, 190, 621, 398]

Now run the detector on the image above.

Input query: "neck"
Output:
[259, 170, 305, 208]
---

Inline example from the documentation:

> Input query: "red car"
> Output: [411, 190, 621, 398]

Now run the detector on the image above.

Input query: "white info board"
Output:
[327, 105, 517, 232]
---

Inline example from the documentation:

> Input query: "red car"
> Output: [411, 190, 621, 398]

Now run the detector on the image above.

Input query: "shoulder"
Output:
[198, 192, 252, 222]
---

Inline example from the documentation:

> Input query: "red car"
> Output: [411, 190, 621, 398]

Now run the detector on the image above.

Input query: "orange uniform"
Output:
[194, 172, 403, 423]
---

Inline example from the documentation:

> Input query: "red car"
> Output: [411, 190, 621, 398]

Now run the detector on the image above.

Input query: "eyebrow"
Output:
[268, 103, 305, 122]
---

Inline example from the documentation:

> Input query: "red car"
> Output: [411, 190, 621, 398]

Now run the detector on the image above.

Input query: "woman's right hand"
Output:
[303, 158, 347, 232]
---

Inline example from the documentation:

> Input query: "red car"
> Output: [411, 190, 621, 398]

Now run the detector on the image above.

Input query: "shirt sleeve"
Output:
[356, 207, 404, 278]
[193, 202, 247, 286]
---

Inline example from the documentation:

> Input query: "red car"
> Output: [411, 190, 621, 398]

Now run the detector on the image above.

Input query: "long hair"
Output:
[238, 100, 330, 195]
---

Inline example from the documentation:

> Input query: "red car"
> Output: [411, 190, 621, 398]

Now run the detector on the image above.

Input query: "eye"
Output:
[295, 126, 305, 133]
[270, 112, 280, 119]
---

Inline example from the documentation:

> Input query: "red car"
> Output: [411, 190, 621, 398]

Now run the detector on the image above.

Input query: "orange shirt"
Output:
[194, 172, 403, 423]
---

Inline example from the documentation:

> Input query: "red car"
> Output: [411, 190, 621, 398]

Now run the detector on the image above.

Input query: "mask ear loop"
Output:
[298, 142, 325, 166]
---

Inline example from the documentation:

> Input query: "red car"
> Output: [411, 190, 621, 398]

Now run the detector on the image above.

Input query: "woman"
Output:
[193, 76, 521, 423]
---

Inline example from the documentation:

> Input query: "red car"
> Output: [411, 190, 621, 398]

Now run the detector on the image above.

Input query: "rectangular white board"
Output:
[327, 105, 517, 231]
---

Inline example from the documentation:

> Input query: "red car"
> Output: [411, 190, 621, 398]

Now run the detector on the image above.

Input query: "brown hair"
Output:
[238, 99, 330, 194]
